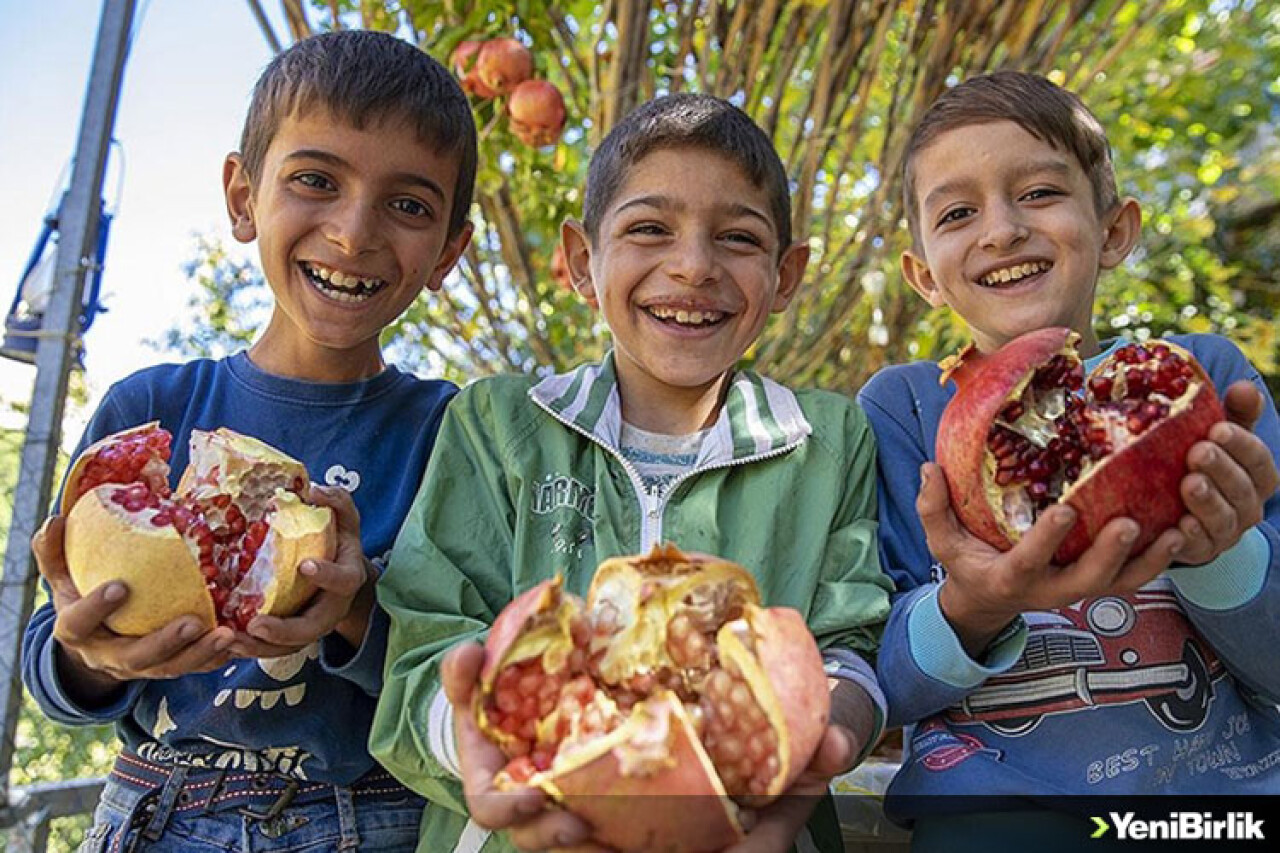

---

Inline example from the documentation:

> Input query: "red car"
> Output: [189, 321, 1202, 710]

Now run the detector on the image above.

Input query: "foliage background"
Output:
[5, 0, 1279, 850]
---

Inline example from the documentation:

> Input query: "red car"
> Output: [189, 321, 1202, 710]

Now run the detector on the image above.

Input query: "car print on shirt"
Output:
[946, 581, 1226, 737]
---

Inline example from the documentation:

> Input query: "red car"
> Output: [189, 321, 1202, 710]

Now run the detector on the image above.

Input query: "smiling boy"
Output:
[22, 31, 474, 851]
[859, 72, 1280, 850]
[373, 93, 894, 852]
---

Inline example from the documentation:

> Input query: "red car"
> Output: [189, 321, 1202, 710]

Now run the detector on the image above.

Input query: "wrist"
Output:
[333, 560, 375, 647]
[936, 580, 1018, 658]
[55, 643, 127, 707]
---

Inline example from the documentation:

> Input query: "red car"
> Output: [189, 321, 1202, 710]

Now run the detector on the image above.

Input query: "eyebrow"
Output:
[615, 195, 774, 229]
[922, 158, 1073, 213]
[283, 149, 447, 202]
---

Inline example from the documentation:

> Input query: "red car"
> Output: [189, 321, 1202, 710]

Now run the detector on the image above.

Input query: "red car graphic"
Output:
[945, 585, 1225, 736]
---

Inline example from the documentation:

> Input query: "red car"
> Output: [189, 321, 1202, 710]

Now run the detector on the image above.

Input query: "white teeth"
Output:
[646, 306, 725, 325]
[980, 261, 1050, 287]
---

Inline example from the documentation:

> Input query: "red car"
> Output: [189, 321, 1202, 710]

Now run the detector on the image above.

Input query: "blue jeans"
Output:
[78, 773, 425, 852]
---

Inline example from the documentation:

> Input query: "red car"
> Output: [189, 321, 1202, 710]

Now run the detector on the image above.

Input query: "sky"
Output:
[0, 0, 288, 438]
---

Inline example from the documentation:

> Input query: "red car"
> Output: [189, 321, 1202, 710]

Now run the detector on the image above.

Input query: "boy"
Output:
[860, 71, 1280, 849]
[21, 30, 475, 851]
[371, 94, 894, 852]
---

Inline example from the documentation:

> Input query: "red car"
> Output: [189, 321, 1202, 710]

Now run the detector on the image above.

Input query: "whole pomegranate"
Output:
[449, 39, 495, 99]
[475, 37, 534, 96]
[508, 79, 567, 147]
[476, 544, 830, 852]
[62, 423, 335, 635]
[936, 328, 1225, 564]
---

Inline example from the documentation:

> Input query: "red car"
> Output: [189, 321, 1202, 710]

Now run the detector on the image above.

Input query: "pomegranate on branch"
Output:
[475, 37, 534, 96]
[475, 545, 830, 852]
[508, 79, 567, 147]
[449, 40, 496, 99]
[62, 423, 335, 635]
[936, 328, 1225, 564]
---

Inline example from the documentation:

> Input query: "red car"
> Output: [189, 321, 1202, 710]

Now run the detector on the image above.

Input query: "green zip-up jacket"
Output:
[371, 355, 893, 852]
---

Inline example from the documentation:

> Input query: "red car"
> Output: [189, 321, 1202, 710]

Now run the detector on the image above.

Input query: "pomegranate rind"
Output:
[64, 484, 216, 636]
[60, 421, 167, 516]
[255, 490, 334, 617]
[177, 428, 308, 502]
[526, 693, 745, 853]
[718, 605, 831, 798]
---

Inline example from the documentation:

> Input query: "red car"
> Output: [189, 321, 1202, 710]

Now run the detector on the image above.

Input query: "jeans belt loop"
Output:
[237, 778, 300, 822]
[140, 764, 188, 841]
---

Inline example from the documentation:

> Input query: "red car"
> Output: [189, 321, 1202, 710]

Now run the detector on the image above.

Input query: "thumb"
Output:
[1222, 380, 1264, 431]
[442, 641, 486, 709]
[917, 463, 964, 557]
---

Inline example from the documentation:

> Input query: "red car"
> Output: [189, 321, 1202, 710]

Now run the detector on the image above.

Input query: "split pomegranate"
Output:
[475, 544, 830, 852]
[508, 79, 567, 147]
[475, 37, 534, 96]
[936, 328, 1225, 564]
[62, 423, 335, 635]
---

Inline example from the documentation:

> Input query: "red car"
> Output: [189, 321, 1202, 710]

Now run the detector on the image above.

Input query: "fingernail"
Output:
[555, 828, 588, 847]
[299, 561, 317, 576]
[1119, 523, 1138, 544]
[103, 583, 126, 602]
[179, 621, 200, 640]
[1192, 479, 1208, 497]
[919, 465, 930, 486]
[1056, 507, 1076, 526]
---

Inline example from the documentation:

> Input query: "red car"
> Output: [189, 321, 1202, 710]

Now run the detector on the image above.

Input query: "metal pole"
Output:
[0, 0, 137, 802]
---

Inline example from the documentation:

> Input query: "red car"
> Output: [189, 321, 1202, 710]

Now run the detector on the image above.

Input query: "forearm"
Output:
[828, 679, 877, 772]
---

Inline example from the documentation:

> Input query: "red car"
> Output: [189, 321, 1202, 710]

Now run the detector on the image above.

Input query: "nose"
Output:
[325, 197, 379, 255]
[979, 202, 1029, 252]
[666, 233, 718, 286]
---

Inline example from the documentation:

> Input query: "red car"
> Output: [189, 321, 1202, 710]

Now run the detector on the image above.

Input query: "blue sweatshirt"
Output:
[21, 352, 456, 784]
[859, 333, 1280, 820]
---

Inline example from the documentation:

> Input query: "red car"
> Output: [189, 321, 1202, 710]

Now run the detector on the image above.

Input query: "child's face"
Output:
[902, 120, 1139, 356]
[563, 146, 807, 418]
[223, 108, 470, 379]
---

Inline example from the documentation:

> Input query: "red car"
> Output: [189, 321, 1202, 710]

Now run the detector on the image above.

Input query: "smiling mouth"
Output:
[300, 262, 388, 303]
[978, 260, 1053, 288]
[643, 305, 729, 329]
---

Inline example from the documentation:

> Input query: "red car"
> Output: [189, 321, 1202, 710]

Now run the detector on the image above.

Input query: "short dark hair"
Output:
[902, 71, 1118, 245]
[239, 30, 477, 238]
[583, 94, 793, 253]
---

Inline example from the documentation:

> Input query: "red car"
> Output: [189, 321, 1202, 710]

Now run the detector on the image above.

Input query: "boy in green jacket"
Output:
[371, 94, 894, 852]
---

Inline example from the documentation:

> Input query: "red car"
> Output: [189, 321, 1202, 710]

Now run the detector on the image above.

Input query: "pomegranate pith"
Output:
[937, 329, 1225, 564]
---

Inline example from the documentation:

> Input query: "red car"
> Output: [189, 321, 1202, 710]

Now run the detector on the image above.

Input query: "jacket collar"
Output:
[529, 352, 811, 464]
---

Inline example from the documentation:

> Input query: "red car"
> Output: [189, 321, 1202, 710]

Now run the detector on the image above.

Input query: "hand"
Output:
[441, 642, 599, 852]
[920, 462, 1185, 655]
[1174, 381, 1280, 566]
[233, 485, 374, 658]
[726, 725, 854, 853]
[34, 516, 235, 702]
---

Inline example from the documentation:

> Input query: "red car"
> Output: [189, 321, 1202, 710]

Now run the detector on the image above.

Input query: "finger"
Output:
[227, 634, 308, 660]
[246, 592, 348, 648]
[32, 516, 79, 601]
[1221, 381, 1264, 431]
[297, 557, 368, 597]
[1002, 505, 1077, 573]
[442, 642, 485, 708]
[1180, 471, 1241, 546]
[122, 622, 235, 675]
[1111, 527, 1184, 592]
[1190, 438, 1259, 513]
[306, 484, 361, 534]
[507, 810, 594, 852]
[1207, 422, 1280, 502]
[1047, 517, 1141, 602]
[805, 725, 854, 782]
[916, 464, 969, 562]
[53, 582, 130, 645]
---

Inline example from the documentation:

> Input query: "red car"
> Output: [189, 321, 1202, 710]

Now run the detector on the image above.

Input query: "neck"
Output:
[616, 369, 731, 435]
[248, 332, 385, 383]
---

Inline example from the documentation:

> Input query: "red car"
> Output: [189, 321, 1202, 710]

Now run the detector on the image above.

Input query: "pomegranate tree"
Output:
[62, 423, 335, 635]
[476, 545, 830, 852]
[936, 328, 1225, 564]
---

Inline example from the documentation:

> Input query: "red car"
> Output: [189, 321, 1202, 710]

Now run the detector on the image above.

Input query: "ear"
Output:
[1099, 197, 1141, 270]
[770, 240, 810, 312]
[561, 220, 598, 308]
[900, 248, 945, 307]
[422, 222, 474, 293]
[223, 154, 257, 244]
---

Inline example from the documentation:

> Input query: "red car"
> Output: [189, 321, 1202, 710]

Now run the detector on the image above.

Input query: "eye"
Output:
[390, 197, 432, 219]
[936, 206, 974, 228]
[625, 221, 669, 237]
[722, 230, 765, 248]
[1021, 187, 1063, 202]
[293, 172, 335, 192]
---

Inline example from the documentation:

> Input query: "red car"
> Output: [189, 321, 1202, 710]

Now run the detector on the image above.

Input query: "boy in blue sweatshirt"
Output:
[860, 71, 1280, 850]
[22, 31, 474, 851]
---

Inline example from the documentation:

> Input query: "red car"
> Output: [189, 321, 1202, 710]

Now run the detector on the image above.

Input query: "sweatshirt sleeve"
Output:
[20, 387, 147, 726]
[858, 371, 1024, 728]
[369, 384, 517, 816]
[1165, 339, 1280, 703]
